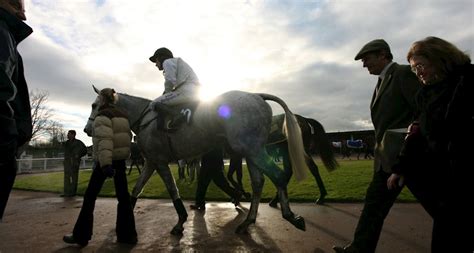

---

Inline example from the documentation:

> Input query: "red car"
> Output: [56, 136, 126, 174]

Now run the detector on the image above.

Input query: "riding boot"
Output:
[152, 102, 177, 130]
[167, 114, 186, 130]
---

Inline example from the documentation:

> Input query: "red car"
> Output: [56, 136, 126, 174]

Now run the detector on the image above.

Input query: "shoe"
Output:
[316, 192, 327, 205]
[117, 237, 138, 245]
[332, 244, 359, 253]
[63, 234, 88, 246]
[190, 203, 206, 210]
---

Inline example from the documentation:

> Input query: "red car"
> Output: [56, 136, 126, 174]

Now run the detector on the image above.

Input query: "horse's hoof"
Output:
[235, 224, 249, 234]
[316, 198, 325, 205]
[235, 219, 255, 234]
[170, 226, 184, 235]
[268, 198, 278, 208]
[284, 214, 306, 231]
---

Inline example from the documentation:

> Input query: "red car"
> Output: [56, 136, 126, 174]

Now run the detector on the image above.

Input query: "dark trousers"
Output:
[195, 149, 239, 205]
[406, 156, 473, 253]
[72, 160, 137, 242]
[63, 158, 80, 196]
[0, 140, 17, 219]
[352, 169, 402, 253]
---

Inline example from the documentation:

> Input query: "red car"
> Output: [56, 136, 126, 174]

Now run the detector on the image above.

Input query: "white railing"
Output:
[16, 156, 95, 174]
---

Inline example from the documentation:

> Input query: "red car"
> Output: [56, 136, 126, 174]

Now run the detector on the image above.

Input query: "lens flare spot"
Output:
[218, 105, 232, 119]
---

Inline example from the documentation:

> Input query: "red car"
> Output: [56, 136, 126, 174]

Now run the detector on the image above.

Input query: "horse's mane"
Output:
[118, 92, 152, 104]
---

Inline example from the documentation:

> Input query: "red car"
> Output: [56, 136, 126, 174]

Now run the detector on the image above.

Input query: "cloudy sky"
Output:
[18, 0, 473, 145]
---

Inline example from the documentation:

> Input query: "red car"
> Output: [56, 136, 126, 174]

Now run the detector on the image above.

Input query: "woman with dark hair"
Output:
[388, 36, 473, 253]
[63, 88, 137, 246]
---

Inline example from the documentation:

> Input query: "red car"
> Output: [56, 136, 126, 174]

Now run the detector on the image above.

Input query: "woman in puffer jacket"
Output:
[63, 88, 137, 246]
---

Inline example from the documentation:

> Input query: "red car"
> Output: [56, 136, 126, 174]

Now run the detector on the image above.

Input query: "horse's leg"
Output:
[154, 163, 187, 235]
[269, 145, 291, 208]
[130, 160, 153, 208]
[305, 156, 327, 205]
[137, 162, 141, 174]
[235, 158, 264, 234]
[248, 151, 305, 231]
[178, 162, 184, 181]
[236, 160, 251, 199]
[227, 156, 239, 189]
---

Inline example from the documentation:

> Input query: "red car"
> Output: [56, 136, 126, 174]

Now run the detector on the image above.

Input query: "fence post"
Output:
[44, 159, 47, 171]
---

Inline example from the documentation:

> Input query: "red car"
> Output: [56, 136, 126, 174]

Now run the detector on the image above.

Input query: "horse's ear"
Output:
[92, 85, 100, 94]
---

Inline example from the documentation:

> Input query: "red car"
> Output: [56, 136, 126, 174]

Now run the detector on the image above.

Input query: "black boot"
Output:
[63, 234, 88, 246]
[167, 114, 186, 130]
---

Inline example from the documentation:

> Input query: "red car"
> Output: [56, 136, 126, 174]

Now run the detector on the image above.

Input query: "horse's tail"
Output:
[305, 118, 339, 172]
[257, 93, 309, 181]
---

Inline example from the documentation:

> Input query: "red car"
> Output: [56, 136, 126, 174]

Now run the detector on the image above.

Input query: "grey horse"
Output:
[84, 86, 309, 235]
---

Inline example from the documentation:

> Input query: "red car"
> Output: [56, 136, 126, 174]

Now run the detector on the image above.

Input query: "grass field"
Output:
[13, 159, 416, 202]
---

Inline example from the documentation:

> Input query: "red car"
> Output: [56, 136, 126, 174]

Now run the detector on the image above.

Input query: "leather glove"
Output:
[102, 165, 115, 178]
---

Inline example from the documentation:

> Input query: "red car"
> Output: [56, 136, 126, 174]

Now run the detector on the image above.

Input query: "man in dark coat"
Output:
[333, 39, 421, 253]
[62, 130, 87, 197]
[0, 0, 33, 221]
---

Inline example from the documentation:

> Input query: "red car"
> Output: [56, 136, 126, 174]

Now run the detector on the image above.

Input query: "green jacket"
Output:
[64, 139, 87, 160]
[370, 63, 421, 172]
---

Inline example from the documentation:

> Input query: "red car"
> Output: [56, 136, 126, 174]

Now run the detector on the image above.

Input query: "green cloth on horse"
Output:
[267, 114, 286, 145]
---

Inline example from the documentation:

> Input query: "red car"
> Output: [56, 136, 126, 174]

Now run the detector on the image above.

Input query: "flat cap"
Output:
[354, 39, 390, 60]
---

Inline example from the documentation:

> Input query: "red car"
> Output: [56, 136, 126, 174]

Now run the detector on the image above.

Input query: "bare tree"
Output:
[30, 89, 54, 142]
[47, 121, 66, 147]
[29, 89, 67, 146]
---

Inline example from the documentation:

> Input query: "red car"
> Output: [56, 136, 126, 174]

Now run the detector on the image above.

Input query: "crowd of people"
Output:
[1, 0, 472, 252]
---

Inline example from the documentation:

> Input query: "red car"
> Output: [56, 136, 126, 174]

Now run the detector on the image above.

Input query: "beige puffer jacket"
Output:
[92, 105, 131, 167]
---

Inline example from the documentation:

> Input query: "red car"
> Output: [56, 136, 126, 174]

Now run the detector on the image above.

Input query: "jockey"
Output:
[149, 47, 200, 130]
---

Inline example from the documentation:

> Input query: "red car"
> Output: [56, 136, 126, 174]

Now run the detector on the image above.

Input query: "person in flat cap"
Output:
[149, 47, 200, 130]
[333, 39, 421, 253]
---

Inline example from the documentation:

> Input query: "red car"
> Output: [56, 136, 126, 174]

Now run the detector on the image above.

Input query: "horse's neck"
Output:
[116, 93, 151, 133]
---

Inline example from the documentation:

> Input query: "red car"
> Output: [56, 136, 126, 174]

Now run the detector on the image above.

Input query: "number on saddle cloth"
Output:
[176, 101, 198, 124]
[168, 101, 199, 129]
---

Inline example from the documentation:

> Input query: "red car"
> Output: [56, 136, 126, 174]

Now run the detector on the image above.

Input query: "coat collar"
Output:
[371, 62, 398, 108]
[0, 7, 33, 44]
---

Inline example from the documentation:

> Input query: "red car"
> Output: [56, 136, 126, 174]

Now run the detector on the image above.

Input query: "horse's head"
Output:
[83, 85, 102, 137]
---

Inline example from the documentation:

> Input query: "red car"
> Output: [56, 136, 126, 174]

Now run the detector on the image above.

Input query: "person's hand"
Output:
[102, 165, 115, 178]
[387, 173, 404, 190]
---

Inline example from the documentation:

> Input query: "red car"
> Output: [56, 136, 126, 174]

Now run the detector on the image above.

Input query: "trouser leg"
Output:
[0, 140, 17, 219]
[113, 160, 137, 240]
[352, 170, 401, 253]
[212, 167, 239, 199]
[64, 161, 72, 195]
[194, 163, 212, 205]
[72, 162, 106, 241]
[71, 163, 79, 195]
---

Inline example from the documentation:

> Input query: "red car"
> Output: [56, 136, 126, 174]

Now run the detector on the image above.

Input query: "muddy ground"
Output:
[0, 190, 431, 252]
